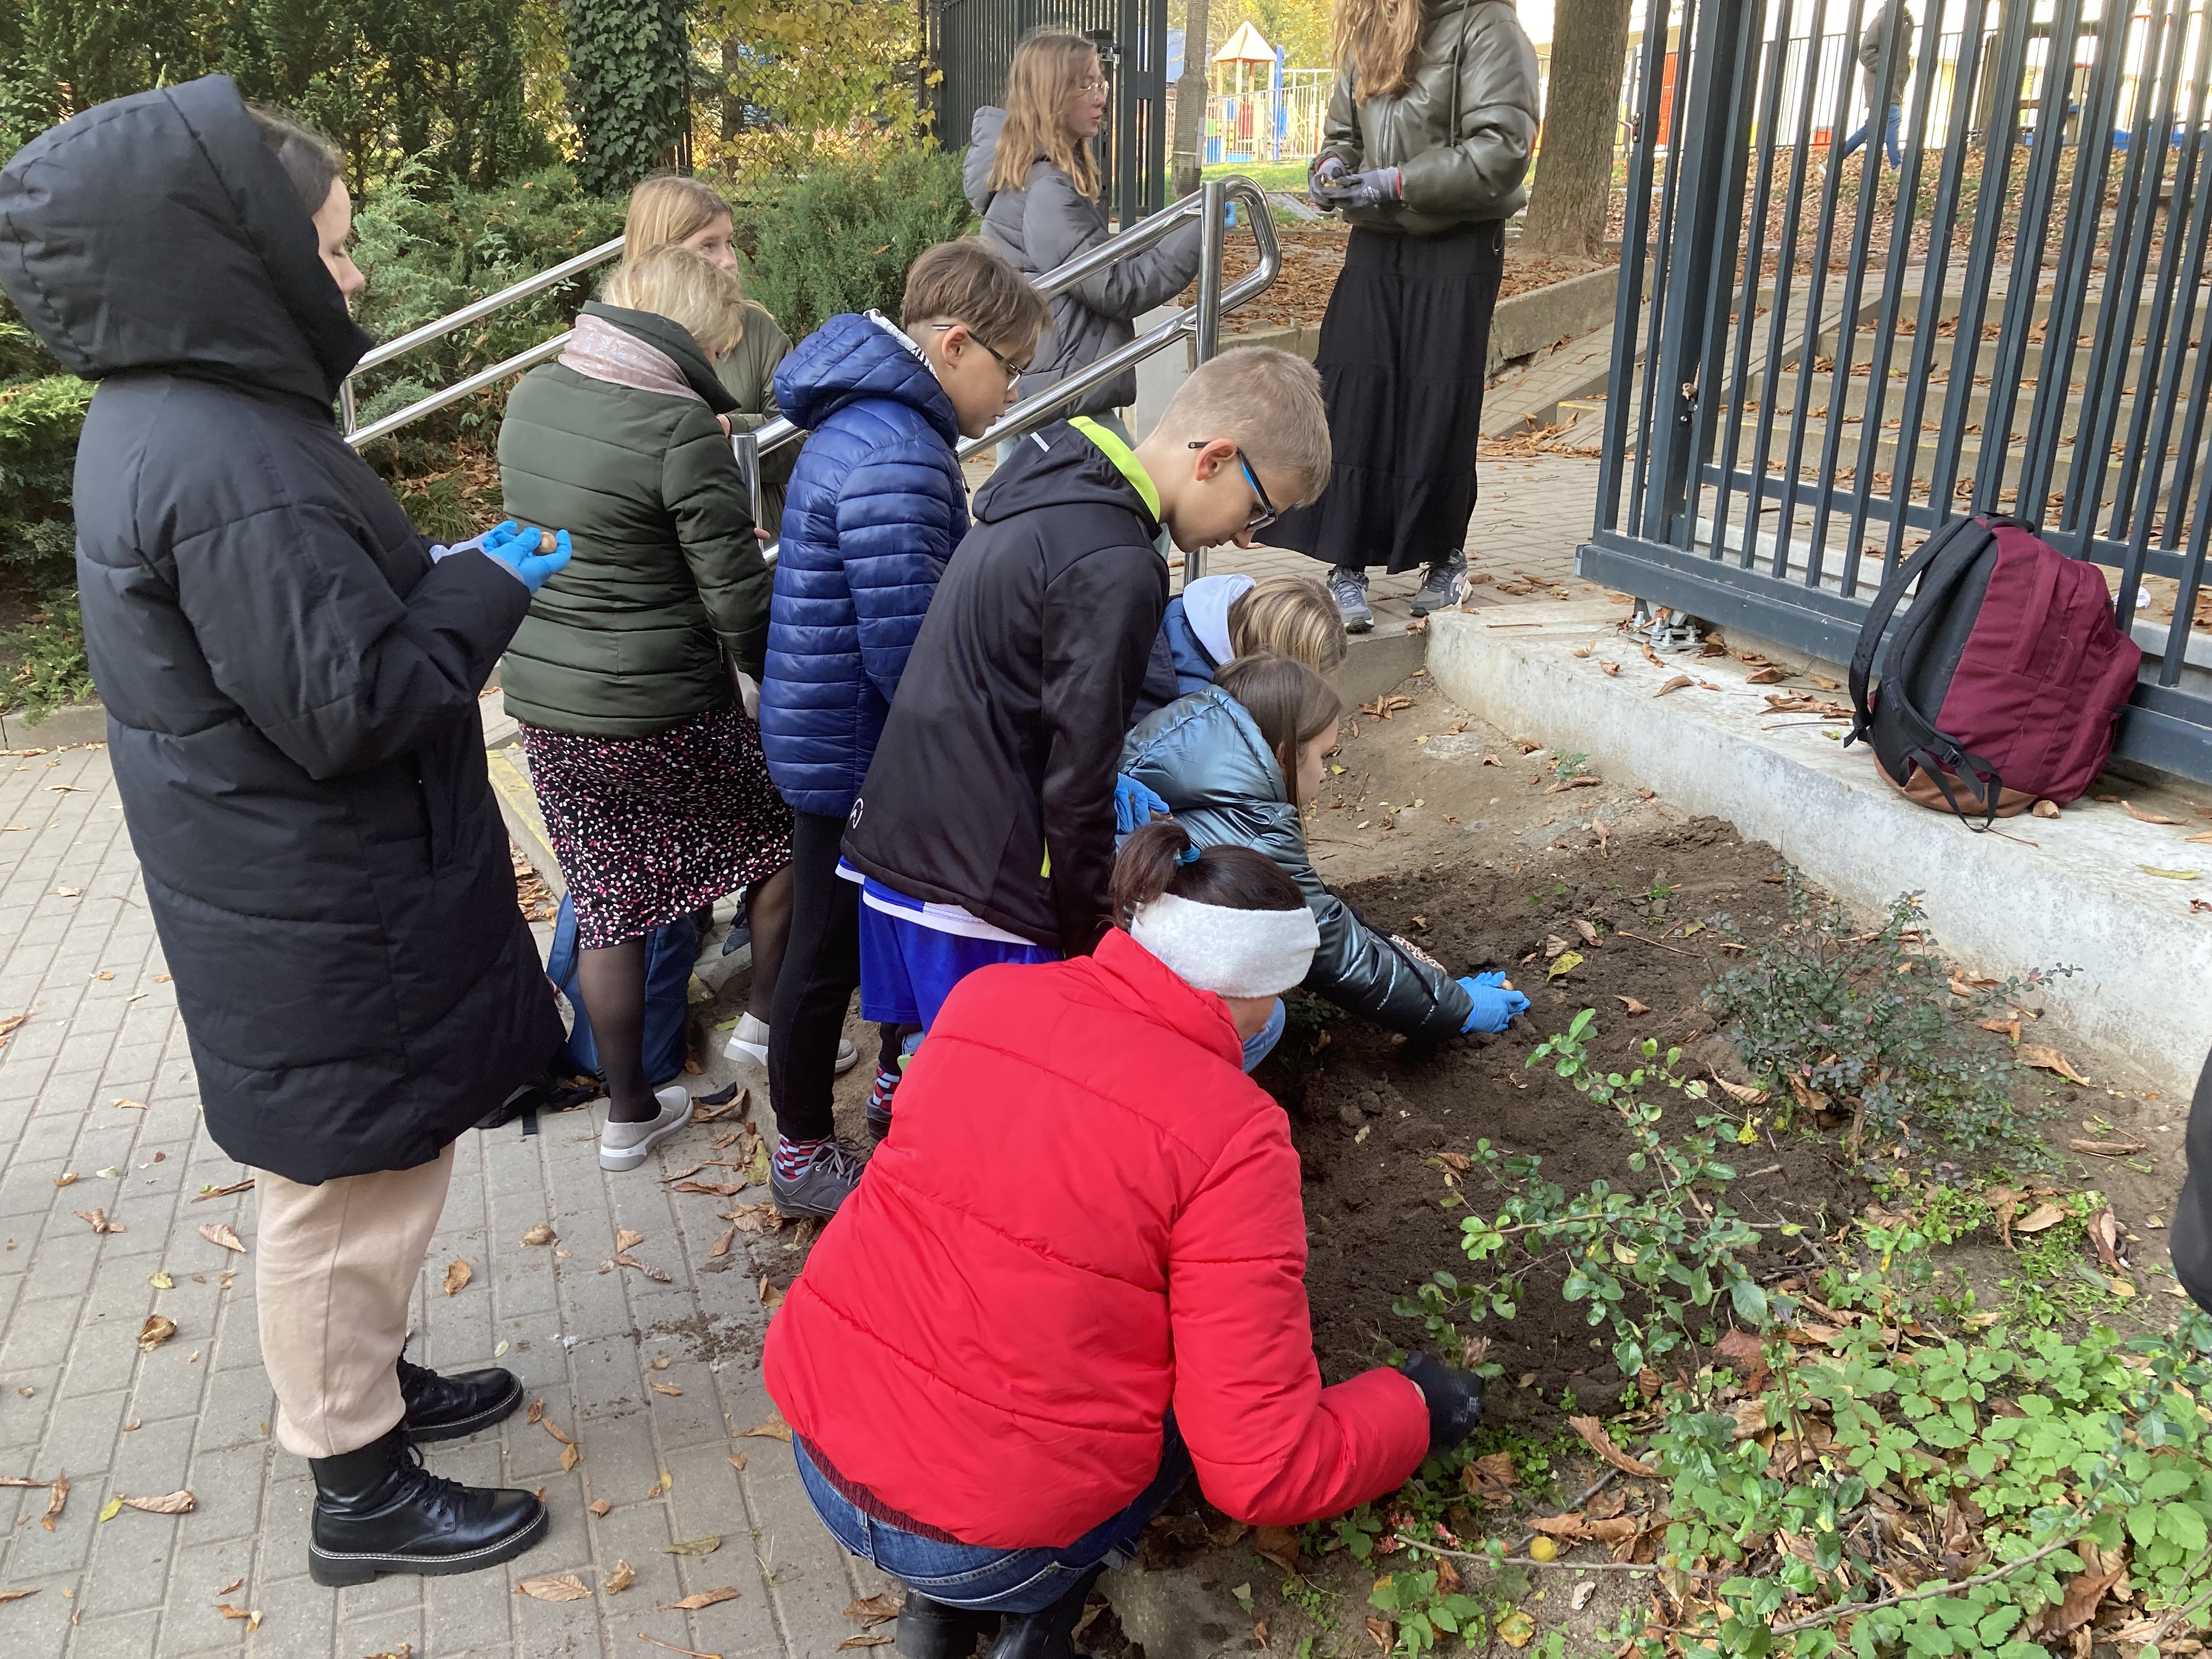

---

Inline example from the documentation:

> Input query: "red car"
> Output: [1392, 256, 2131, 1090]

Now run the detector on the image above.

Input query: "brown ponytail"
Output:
[1214, 653, 1344, 814]
[1111, 821, 1305, 928]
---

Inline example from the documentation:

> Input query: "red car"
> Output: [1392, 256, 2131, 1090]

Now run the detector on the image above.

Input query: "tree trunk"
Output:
[1519, 0, 1634, 260]
[1171, 0, 1210, 199]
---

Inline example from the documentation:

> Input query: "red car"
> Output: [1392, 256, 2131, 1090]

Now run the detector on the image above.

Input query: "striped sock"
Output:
[867, 1068, 900, 1116]
[772, 1135, 826, 1182]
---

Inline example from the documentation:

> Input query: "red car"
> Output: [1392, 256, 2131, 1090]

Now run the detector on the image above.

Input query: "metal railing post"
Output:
[1186, 177, 1229, 582]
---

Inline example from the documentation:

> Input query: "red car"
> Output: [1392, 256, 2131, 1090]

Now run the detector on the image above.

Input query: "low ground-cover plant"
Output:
[1706, 875, 2062, 1166]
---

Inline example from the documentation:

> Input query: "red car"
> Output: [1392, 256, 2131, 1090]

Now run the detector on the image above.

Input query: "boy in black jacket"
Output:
[840, 347, 1330, 1101]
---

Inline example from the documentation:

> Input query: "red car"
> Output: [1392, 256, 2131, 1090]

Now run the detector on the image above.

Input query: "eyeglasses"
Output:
[1072, 78, 1108, 96]
[933, 322, 1026, 386]
[1191, 440, 1278, 531]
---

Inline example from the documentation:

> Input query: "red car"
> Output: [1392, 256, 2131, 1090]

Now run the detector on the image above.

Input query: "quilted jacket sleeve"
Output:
[1396, 4, 1541, 224]
[1167, 1104, 1430, 1524]
[1239, 799, 1474, 1038]
[836, 442, 962, 704]
[175, 501, 531, 783]
[664, 404, 772, 679]
[1025, 163, 1204, 323]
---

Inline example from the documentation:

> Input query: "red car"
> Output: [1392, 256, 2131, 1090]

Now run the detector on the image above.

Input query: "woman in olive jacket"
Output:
[498, 245, 792, 1173]
[1273, 0, 1541, 633]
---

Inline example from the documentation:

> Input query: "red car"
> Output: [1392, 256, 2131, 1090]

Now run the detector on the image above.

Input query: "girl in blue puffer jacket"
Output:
[754, 241, 1048, 1219]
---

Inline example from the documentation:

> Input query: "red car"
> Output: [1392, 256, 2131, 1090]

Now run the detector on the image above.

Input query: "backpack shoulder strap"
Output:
[1847, 515, 1997, 745]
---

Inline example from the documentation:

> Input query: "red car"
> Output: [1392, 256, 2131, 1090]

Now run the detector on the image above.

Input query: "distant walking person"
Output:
[0, 77, 565, 1584]
[1279, 0, 1541, 633]
[967, 30, 1204, 447]
[1843, 1, 1914, 167]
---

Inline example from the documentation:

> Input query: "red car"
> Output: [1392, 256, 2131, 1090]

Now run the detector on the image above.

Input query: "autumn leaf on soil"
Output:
[515, 1573, 591, 1601]
[521, 1224, 556, 1246]
[758, 1276, 784, 1308]
[1573, 919, 1601, 947]
[2085, 1206, 2124, 1271]
[2020, 1045, 2090, 1084]
[1616, 995, 1650, 1016]
[708, 1225, 736, 1259]
[137, 1314, 177, 1351]
[2123, 800, 2181, 823]
[2013, 1201, 2069, 1234]
[442, 1258, 472, 1295]
[1567, 1415, 1657, 1477]
[1496, 1609, 1537, 1649]
[602, 1560, 635, 1594]
[663, 1535, 721, 1556]
[616, 1228, 645, 1253]
[668, 1586, 742, 1610]
[1543, 934, 1570, 958]
[1545, 950, 1583, 980]
[118, 1489, 196, 1514]
[2071, 1138, 2146, 1156]
[1461, 1451, 1517, 1503]
[844, 1591, 902, 1624]
[1364, 1618, 1393, 1651]
[198, 1222, 245, 1254]
[737, 1412, 792, 1443]
[1252, 1525, 1301, 1575]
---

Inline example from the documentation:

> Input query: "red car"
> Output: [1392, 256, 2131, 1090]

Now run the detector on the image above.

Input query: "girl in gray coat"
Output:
[1121, 654, 1528, 1046]
[966, 31, 1203, 444]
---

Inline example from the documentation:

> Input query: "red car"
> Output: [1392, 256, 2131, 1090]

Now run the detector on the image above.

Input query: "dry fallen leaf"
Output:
[663, 1535, 721, 1556]
[1497, 1609, 1537, 1649]
[727, 1452, 747, 1472]
[540, 1415, 573, 1445]
[0, 1587, 35, 1607]
[2014, 1201, 2069, 1234]
[1254, 1523, 1302, 1575]
[75, 1208, 124, 1234]
[2124, 800, 2181, 824]
[844, 1591, 903, 1624]
[837, 1640, 893, 1652]
[2020, 1045, 2090, 1085]
[708, 1225, 736, 1260]
[758, 1276, 784, 1309]
[215, 1604, 262, 1630]
[190, 1178, 253, 1201]
[442, 1258, 472, 1295]
[603, 1560, 635, 1594]
[1599, 659, 1621, 675]
[42, 1473, 67, 1531]
[589, 1498, 611, 1517]
[616, 1228, 645, 1253]
[198, 1222, 245, 1254]
[2071, 1138, 2147, 1157]
[737, 1412, 792, 1443]
[118, 1489, 196, 1514]
[515, 1573, 592, 1601]
[668, 1587, 743, 1610]
[1567, 1415, 1658, 1477]
[1616, 995, 1651, 1016]
[650, 1382, 684, 1397]
[521, 1224, 556, 1246]
[560, 1443, 580, 1473]
[2032, 798, 2061, 818]
[2085, 1206, 2123, 1271]
[1655, 674, 1694, 697]
[111, 1097, 147, 1110]
[137, 1314, 177, 1351]
[527, 1398, 545, 1425]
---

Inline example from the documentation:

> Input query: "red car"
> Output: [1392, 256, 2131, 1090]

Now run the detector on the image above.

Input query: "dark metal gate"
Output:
[1580, 0, 2212, 783]
[929, 0, 1172, 221]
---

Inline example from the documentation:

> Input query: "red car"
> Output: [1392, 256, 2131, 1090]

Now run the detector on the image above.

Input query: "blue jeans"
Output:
[1241, 997, 1285, 1072]
[1843, 104, 1904, 166]
[792, 1420, 1193, 1613]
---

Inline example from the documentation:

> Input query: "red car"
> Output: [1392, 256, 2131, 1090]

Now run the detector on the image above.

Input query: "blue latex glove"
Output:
[1321, 166, 1402, 210]
[477, 520, 572, 595]
[1307, 153, 1347, 206]
[1457, 970, 1529, 1034]
[1113, 773, 1170, 834]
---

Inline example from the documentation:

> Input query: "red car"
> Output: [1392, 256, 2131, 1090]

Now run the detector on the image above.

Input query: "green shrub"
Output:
[744, 145, 975, 338]
[1, 590, 93, 720]
[0, 341, 89, 597]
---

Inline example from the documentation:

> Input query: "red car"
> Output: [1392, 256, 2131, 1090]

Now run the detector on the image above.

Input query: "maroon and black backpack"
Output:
[1846, 515, 2142, 825]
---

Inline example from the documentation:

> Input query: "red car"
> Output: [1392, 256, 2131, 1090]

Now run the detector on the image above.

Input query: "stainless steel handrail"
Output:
[340, 234, 626, 436]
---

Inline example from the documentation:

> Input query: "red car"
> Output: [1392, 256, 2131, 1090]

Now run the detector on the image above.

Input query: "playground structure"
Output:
[1202, 20, 1331, 164]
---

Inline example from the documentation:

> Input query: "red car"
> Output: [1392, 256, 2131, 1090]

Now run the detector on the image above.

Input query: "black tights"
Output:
[583, 864, 796, 1124]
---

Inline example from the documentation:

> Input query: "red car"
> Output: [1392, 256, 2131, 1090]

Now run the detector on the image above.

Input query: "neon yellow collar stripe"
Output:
[1069, 416, 1163, 523]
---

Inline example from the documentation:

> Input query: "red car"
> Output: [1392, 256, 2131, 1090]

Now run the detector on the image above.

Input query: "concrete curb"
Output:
[1427, 601, 2212, 1096]
[0, 701, 106, 749]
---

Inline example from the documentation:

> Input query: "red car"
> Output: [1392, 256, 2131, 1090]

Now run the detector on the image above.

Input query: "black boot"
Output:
[896, 1587, 1000, 1657]
[398, 1351, 523, 1443]
[308, 1424, 546, 1586]
[986, 1564, 1108, 1658]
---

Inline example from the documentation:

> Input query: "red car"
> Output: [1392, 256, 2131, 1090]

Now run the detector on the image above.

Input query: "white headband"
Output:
[1128, 891, 1319, 1000]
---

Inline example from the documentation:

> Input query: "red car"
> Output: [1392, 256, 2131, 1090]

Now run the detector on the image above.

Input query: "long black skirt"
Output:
[1270, 219, 1507, 575]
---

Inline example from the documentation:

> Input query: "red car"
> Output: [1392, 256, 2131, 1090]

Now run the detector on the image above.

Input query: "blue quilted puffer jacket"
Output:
[760, 312, 968, 816]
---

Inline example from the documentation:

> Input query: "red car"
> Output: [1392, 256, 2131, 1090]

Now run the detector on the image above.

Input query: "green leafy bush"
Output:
[743, 144, 975, 338]
[1706, 873, 2056, 1164]
[1, 590, 93, 720]
[0, 325, 89, 597]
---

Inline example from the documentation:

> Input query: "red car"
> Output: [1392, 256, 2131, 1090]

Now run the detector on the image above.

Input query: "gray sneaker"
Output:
[1410, 549, 1468, 616]
[771, 1141, 867, 1220]
[1328, 565, 1373, 633]
[597, 1085, 692, 1172]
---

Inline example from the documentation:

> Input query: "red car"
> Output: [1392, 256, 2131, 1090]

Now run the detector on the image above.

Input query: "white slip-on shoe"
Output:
[597, 1085, 691, 1172]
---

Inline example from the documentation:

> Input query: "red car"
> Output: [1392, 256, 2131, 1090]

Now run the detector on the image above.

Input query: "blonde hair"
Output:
[602, 245, 749, 360]
[1158, 346, 1333, 507]
[1333, 0, 1427, 99]
[902, 239, 1051, 354]
[1229, 576, 1350, 675]
[624, 173, 733, 255]
[989, 32, 1104, 200]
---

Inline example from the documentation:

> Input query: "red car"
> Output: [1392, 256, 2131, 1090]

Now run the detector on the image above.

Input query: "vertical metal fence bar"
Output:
[1926, 4, 2033, 518]
[2058, 0, 2181, 558]
[1748, 30, 1829, 578]
[2152, 201, 2212, 581]
[1777, 3, 1871, 590]
[1975, 0, 2085, 516]
[1879, 9, 1990, 571]
[1814, 0, 1915, 594]
[1629, 4, 1706, 541]
[1712, 0, 1801, 568]
[1596, 3, 1675, 538]
[1844, 3, 1950, 590]
[2017, 0, 2130, 523]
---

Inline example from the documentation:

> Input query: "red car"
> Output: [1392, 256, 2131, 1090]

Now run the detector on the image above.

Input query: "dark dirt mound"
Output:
[1265, 820, 1865, 1419]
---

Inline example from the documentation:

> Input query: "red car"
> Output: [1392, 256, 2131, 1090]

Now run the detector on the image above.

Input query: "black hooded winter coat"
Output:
[0, 76, 562, 1183]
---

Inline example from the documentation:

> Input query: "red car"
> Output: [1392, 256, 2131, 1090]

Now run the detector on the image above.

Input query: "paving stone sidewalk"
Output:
[0, 741, 898, 1657]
